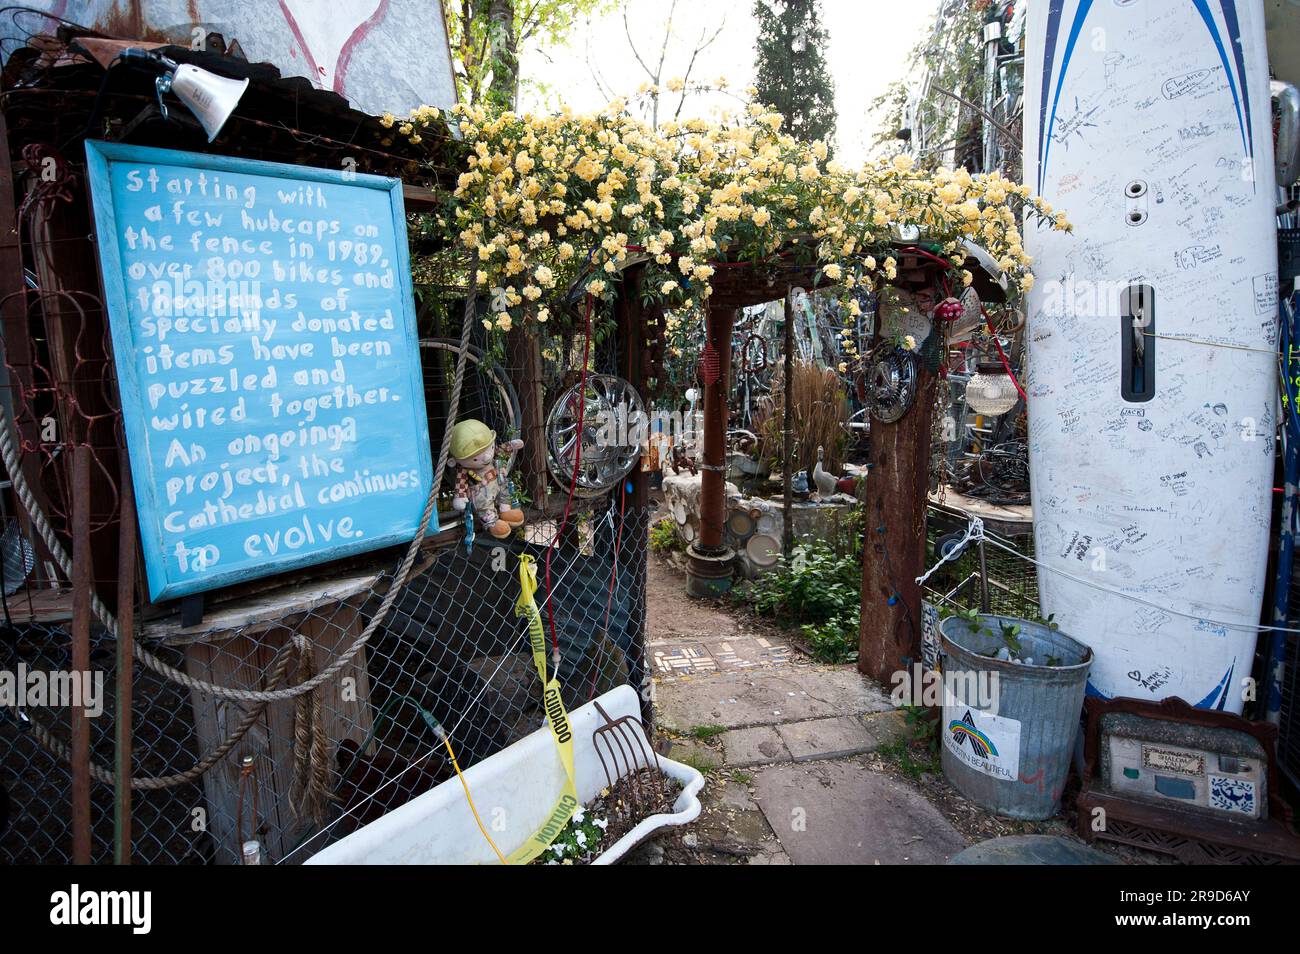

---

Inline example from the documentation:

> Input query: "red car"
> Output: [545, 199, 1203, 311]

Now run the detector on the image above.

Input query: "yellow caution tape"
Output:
[504, 554, 580, 865]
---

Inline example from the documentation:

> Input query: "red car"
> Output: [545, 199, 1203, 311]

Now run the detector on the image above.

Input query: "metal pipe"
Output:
[70, 444, 92, 864]
[114, 459, 136, 864]
[981, 19, 1003, 173]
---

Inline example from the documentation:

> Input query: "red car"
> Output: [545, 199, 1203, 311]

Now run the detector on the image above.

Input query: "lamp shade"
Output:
[965, 362, 1019, 416]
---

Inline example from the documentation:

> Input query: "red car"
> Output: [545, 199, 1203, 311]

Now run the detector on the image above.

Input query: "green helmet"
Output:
[449, 419, 496, 461]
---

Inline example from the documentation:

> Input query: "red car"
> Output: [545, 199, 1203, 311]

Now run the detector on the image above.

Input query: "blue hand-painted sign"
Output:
[85, 141, 435, 601]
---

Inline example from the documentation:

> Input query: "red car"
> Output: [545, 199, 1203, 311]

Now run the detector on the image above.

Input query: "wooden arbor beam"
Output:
[686, 262, 820, 596]
[857, 255, 979, 685]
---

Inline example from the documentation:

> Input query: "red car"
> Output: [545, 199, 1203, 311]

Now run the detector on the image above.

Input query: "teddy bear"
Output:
[449, 418, 525, 539]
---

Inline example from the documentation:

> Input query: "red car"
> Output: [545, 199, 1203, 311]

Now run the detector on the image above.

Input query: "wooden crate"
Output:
[147, 570, 383, 864]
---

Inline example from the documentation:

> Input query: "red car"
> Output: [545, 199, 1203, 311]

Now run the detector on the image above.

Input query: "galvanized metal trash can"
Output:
[938, 614, 1092, 820]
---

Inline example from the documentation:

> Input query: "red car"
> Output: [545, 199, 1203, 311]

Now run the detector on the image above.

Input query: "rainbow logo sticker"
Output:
[948, 710, 999, 760]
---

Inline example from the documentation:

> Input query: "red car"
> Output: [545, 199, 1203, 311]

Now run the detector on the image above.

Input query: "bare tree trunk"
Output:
[488, 0, 519, 110]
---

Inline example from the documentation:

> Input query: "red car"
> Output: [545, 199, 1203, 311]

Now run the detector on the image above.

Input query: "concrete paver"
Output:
[776, 715, 880, 761]
[751, 757, 967, 864]
[656, 668, 892, 732]
[721, 725, 790, 766]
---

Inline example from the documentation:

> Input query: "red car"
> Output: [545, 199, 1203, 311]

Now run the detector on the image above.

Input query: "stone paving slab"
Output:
[656, 668, 892, 731]
[752, 758, 967, 864]
[776, 716, 879, 762]
[861, 709, 910, 746]
[949, 834, 1122, 865]
[721, 725, 790, 766]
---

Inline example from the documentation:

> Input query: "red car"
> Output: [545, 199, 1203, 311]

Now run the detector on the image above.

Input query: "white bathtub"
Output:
[306, 684, 704, 865]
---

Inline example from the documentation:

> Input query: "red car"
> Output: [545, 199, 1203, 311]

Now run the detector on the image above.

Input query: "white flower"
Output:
[575, 831, 588, 847]
[572, 807, 586, 824]
[593, 817, 609, 831]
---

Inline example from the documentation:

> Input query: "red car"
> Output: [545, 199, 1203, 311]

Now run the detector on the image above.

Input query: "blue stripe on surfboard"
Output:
[1041, 0, 1094, 193]
[1084, 661, 1235, 710]
[1036, 0, 1068, 194]
[1192, 0, 1253, 185]
[1217, 1, 1254, 174]
[1198, 661, 1235, 710]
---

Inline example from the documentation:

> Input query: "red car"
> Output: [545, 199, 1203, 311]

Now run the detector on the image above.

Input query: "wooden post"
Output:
[506, 325, 548, 512]
[70, 444, 92, 864]
[858, 284, 941, 685]
[697, 301, 736, 554]
[782, 288, 794, 558]
[114, 459, 137, 864]
[148, 574, 378, 864]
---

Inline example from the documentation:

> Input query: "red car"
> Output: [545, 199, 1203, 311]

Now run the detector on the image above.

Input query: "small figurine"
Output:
[449, 419, 525, 539]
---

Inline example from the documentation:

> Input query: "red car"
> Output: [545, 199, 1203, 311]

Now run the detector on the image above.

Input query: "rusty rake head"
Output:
[590, 701, 672, 825]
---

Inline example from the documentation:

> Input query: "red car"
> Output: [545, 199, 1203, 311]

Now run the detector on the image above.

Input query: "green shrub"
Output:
[649, 517, 681, 555]
[750, 539, 861, 663]
[800, 607, 860, 664]
[751, 539, 859, 618]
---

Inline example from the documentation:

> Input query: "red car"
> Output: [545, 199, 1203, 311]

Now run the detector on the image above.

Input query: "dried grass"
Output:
[754, 360, 849, 476]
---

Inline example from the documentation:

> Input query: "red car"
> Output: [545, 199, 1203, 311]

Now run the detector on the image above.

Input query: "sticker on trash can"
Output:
[944, 708, 1021, 780]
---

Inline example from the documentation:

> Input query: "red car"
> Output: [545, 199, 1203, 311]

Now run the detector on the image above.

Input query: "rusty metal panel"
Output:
[3, 1, 456, 117]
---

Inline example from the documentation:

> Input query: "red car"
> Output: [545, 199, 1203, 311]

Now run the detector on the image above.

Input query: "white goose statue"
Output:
[812, 445, 838, 499]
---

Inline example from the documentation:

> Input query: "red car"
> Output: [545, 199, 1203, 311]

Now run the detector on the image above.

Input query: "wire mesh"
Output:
[922, 510, 1040, 621]
[2, 495, 649, 865]
[0, 250, 651, 866]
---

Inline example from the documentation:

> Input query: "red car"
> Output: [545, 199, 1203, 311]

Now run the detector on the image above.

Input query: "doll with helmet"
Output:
[448, 419, 525, 539]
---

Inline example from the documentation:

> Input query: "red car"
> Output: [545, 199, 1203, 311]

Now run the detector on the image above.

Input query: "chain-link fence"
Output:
[0, 19, 657, 865]
[1, 498, 648, 864]
[0, 256, 651, 867]
[0, 297, 651, 864]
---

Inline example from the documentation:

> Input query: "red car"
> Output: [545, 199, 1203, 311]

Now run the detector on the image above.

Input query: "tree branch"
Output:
[673, 16, 726, 121]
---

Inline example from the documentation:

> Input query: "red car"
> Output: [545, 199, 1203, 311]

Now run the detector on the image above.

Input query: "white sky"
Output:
[519, 0, 939, 166]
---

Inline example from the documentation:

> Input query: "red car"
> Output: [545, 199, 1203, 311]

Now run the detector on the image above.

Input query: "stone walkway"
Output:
[645, 555, 968, 865]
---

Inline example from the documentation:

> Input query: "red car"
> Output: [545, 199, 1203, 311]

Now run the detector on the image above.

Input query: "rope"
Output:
[289, 634, 332, 823]
[915, 517, 984, 587]
[0, 283, 480, 782]
[13, 641, 296, 790]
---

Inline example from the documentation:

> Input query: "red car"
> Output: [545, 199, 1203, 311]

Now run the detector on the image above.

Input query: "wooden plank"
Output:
[506, 324, 548, 511]
[403, 183, 442, 212]
[144, 568, 386, 645]
[2, 586, 75, 624]
[183, 634, 277, 865]
[179, 598, 374, 864]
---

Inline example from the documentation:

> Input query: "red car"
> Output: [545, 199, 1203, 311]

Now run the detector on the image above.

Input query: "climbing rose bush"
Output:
[387, 94, 1069, 346]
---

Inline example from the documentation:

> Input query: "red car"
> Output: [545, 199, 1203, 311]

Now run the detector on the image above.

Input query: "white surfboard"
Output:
[1023, 0, 1278, 713]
